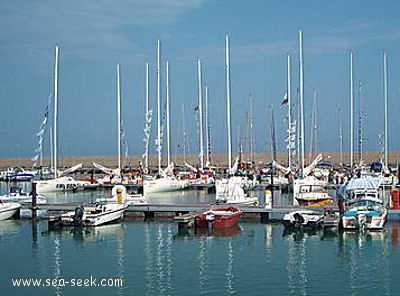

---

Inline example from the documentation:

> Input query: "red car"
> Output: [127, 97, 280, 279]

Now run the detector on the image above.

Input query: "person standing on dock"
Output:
[336, 183, 347, 215]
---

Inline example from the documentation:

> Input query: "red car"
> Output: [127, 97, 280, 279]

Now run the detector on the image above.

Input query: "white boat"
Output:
[216, 176, 258, 205]
[0, 167, 36, 181]
[342, 201, 387, 231]
[143, 175, 189, 195]
[344, 176, 383, 206]
[60, 202, 128, 227]
[0, 186, 47, 204]
[36, 176, 85, 193]
[282, 209, 324, 230]
[293, 175, 332, 206]
[35, 46, 83, 194]
[0, 201, 21, 221]
[293, 176, 333, 207]
[96, 185, 148, 205]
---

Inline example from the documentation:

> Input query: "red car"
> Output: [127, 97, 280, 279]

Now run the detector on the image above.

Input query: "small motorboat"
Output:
[59, 202, 129, 227]
[194, 206, 243, 229]
[0, 186, 47, 205]
[0, 201, 21, 221]
[282, 210, 324, 230]
[341, 201, 387, 231]
[295, 183, 334, 206]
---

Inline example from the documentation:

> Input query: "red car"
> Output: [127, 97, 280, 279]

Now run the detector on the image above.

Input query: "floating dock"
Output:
[20, 203, 400, 222]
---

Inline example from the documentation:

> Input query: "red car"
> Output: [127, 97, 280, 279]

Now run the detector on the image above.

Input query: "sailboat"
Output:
[92, 64, 129, 187]
[36, 46, 85, 193]
[215, 35, 258, 205]
[291, 32, 332, 206]
[142, 40, 188, 195]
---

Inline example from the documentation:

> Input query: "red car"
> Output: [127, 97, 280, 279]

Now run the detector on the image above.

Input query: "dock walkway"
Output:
[24, 203, 400, 222]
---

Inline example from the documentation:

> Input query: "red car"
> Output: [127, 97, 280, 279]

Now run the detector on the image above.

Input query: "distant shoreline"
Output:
[1, 151, 398, 169]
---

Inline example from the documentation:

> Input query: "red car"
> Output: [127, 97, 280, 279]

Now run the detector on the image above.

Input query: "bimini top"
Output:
[345, 176, 381, 191]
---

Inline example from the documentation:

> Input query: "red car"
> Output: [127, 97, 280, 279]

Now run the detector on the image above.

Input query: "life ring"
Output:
[111, 185, 127, 196]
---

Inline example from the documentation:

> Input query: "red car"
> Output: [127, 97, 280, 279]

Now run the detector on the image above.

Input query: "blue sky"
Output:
[1, 0, 400, 164]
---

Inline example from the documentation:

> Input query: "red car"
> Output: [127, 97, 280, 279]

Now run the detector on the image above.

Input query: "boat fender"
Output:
[112, 185, 127, 196]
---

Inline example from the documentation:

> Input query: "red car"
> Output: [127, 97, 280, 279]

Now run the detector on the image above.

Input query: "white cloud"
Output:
[0, 0, 209, 60]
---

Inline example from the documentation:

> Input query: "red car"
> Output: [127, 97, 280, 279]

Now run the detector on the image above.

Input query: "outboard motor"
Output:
[356, 213, 367, 231]
[73, 205, 85, 226]
[292, 213, 305, 229]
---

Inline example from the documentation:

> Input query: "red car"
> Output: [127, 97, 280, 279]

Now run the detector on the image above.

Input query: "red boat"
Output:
[194, 206, 243, 229]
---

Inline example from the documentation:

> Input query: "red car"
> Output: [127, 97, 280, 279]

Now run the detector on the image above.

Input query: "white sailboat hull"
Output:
[143, 177, 188, 195]
[36, 176, 84, 193]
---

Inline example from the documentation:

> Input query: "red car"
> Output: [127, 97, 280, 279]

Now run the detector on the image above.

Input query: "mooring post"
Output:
[144, 211, 155, 221]
[270, 167, 275, 201]
[31, 181, 38, 246]
[31, 181, 38, 220]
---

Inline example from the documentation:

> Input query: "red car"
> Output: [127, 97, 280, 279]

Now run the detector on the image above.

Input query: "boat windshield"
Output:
[353, 200, 379, 207]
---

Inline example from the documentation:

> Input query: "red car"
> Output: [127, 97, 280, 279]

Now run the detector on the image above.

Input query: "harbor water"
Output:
[1, 183, 400, 296]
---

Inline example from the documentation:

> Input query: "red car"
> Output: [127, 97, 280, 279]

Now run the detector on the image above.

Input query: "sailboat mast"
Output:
[350, 51, 354, 171]
[358, 80, 364, 164]
[270, 105, 277, 161]
[287, 53, 292, 171]
[225, 34, 232, 171]
[309, 89, 317, 162]
[338, 107, 343, 166]
[249, 94, 254, 163]
[166, 61, 171, 166]
[299, 30, 305, 174]
[383, 51, 388, 166]
[205, 85, 210, 164]
[182, 104, 186, 162]
[117, 64, 122, 172]
[197, 59, 204, 169]
[156, 39, 162, 172]
[53, 45, 59, 179]
[145, 62, 149, 170]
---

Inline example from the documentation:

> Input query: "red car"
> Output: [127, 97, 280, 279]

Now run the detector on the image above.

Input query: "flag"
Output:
[281, 93, 288, 105]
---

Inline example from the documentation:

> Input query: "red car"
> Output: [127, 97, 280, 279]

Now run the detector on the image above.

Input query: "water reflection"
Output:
[174, 224, 242, 239]
[154, 224, 173, 295]
[0, 219, 21, 236]
[225, 239, 234, 294]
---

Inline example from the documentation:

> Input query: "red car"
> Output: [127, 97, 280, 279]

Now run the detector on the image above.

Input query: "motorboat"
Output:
[343, 176, 383, 206]
[0, 201, 21, 221]
[293, 176, 333, 206]
[0, 167, 35, 182]
[9, 167, 36, 182]
[341, 200, 387, 231]
[282, 209, 324, 230]
[143, 175, 189, 195]
[295, 185, 333, 206]
[194, 206, 243, 229]
[96, 185, 148, 205]
[59, 202, 129, 227]
[0, 186, 47, 205]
